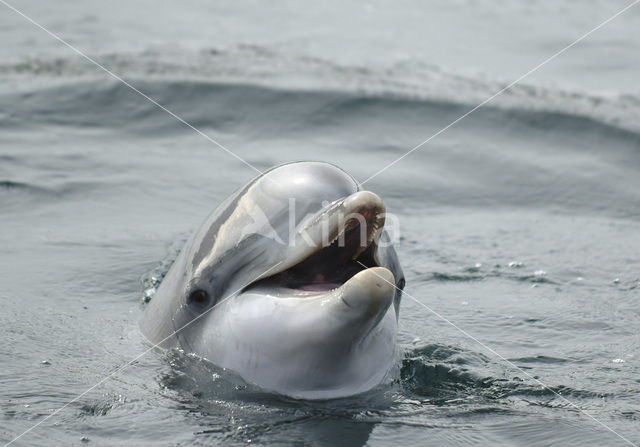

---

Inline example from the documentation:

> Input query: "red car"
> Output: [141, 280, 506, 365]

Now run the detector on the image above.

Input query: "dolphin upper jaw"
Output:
[247, 191, 384, 296]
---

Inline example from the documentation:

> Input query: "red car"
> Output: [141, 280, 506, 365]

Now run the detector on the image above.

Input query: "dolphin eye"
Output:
[188, 289, 210, 306]
[397, 278, 406, 290]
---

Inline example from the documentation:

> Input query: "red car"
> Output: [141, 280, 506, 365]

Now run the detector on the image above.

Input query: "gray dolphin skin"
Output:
[140, 161, 404, 399]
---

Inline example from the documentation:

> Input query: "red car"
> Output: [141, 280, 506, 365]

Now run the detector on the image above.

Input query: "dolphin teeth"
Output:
[333, 232, 346, 247]
[296, 191, 386, 265]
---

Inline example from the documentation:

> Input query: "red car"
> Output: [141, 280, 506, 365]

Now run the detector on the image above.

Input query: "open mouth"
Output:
[250, 191, 386, 293]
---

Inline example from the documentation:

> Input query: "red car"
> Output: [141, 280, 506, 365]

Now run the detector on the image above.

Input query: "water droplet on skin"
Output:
[142, 287, 156, 303]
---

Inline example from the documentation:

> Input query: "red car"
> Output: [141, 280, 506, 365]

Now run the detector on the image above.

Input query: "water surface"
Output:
[1, 1, 639, 445]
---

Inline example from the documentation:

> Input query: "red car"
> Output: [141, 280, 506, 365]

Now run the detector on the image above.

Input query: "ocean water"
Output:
[1, 0, 640, 445]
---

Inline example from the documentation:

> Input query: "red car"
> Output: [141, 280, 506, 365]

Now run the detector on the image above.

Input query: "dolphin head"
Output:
[141, 161, 404, 399]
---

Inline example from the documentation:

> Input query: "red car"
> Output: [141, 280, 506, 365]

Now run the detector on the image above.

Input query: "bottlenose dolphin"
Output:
[140, 161, 404, 399]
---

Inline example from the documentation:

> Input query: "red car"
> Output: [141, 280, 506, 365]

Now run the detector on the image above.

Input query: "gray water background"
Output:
[1, 0, 639, 445]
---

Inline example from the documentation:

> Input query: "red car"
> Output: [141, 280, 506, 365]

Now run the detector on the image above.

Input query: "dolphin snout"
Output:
[340, 267, 395, 319]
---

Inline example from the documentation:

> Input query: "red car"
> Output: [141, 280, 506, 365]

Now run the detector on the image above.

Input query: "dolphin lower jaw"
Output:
[231, 266, 396, 367]
[208, 291, 398, 399]
[338, 267, 395, 321]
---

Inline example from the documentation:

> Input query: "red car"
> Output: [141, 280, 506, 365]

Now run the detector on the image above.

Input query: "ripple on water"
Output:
[399, 345, 612, 409]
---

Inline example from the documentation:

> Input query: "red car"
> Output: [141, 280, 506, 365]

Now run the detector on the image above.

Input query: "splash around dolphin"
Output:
[140, 161, 404, 399]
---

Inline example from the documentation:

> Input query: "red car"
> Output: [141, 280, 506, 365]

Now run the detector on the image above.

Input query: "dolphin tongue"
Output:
[298, 277, 343, 291]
